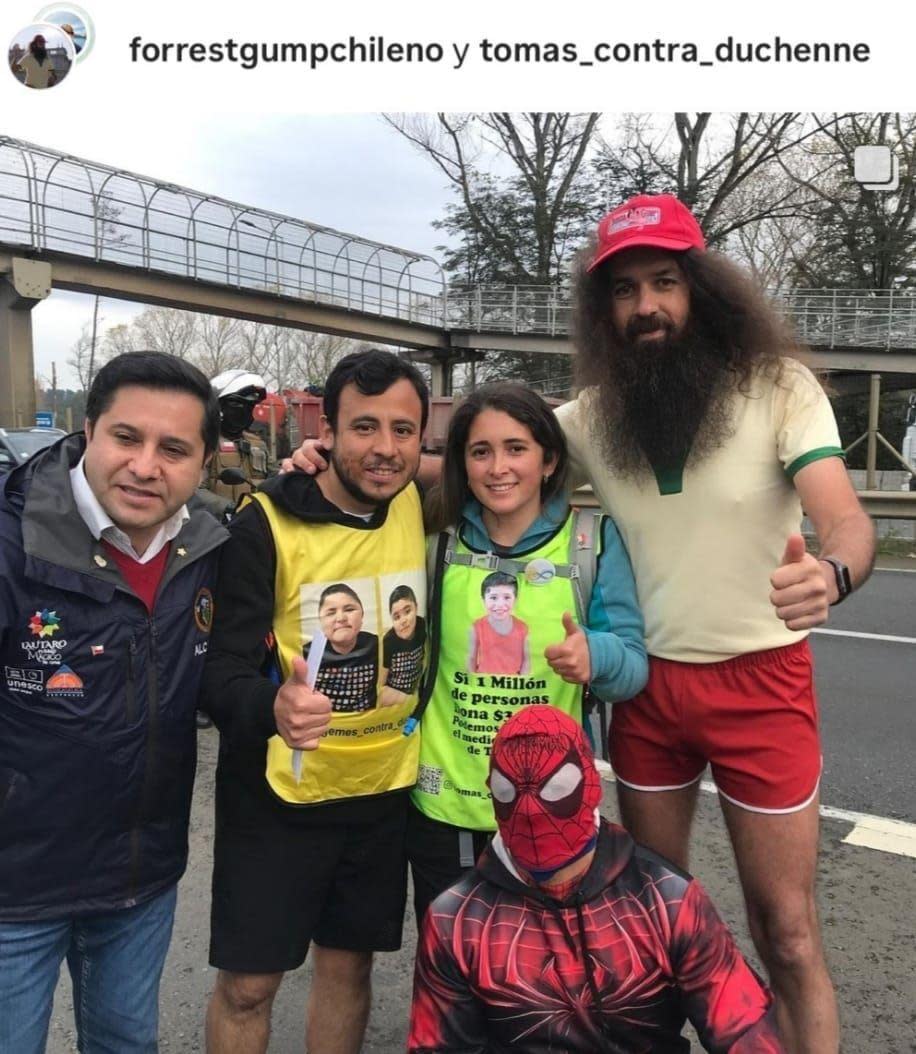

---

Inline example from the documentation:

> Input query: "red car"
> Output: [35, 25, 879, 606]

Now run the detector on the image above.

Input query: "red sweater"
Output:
[101, 540, 169, 613]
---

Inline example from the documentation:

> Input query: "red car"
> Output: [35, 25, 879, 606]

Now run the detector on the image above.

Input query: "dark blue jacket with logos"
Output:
[0, 435, 227, 920]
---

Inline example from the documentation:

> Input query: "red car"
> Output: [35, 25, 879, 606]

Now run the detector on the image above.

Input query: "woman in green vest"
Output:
[408, 382, 648, 919]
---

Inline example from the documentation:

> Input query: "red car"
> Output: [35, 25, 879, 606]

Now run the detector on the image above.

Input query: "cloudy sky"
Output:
[1, 113, 459, 387]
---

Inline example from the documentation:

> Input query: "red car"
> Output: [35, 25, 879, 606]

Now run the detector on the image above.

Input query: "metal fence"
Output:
[786, 289, 916, 349]
[0, 136, 445, 325]
[445, 284, 916, 349]
[3, 136, 916, 350]
[444, 285, 572, 336]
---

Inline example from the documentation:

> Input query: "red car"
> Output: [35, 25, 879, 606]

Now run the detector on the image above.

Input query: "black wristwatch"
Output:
[819, 556, 852, 605]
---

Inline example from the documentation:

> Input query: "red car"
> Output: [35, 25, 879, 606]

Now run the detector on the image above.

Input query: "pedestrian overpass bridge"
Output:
[2, 134, 915, 419]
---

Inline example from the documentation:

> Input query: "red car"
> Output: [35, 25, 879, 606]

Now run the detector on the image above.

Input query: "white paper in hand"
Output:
[292, 628, 328, 783]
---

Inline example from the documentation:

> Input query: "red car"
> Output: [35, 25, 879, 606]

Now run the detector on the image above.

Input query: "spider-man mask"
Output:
[488, 706, 601, 878]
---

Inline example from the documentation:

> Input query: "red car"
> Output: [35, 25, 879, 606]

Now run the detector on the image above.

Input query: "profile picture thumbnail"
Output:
[35, 5, 94, 60]
[8, 22, 75, 89]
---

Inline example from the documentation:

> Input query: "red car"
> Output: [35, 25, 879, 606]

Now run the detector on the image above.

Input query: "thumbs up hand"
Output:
[544, 611, 592, 685]
[274, 656, 332, 750]
[768, 533, 831, 631]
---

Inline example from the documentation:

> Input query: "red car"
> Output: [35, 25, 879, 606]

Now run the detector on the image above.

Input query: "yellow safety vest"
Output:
[249, 485, 425, 806]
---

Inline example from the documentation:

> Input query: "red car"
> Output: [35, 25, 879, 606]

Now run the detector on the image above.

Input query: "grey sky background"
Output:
[1, 113, 459, 387]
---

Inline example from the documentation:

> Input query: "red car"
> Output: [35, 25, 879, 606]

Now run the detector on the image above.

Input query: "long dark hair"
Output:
[574, 244, 796, 396]
[425, 382, 569, 533]
[30, 36, 49, 64]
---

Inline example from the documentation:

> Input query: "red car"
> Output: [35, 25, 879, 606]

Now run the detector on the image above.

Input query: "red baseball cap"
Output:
[587, 194, 706, 272]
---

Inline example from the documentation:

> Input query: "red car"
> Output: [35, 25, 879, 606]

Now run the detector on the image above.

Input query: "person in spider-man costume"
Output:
[408, 706, 786, 1053]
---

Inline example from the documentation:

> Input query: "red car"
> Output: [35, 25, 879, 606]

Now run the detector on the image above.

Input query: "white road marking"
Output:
[596, 764, 916, 860]
[812, 628, 916, 644]
[820, 804, 916, 860]
[874, 566, 916, 574]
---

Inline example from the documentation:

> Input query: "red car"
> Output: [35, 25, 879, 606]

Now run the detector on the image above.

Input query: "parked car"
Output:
[0, 427, 67, 473]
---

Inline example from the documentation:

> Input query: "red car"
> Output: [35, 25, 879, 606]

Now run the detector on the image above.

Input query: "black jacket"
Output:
[0, 436, 227, 920]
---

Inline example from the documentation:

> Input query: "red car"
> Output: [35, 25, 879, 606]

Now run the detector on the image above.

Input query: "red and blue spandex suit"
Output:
[409, 706, 784, 1053]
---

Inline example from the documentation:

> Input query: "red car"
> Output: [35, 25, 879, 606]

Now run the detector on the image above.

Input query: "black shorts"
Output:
[406, 799, 491, 922]
[209, 793, 409, 973]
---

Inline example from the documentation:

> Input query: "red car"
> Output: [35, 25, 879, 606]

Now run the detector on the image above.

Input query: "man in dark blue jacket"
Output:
[0, 352, 227, 1054]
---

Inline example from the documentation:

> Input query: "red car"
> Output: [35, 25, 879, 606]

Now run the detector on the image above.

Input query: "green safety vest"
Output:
[412, 507, 602, 831]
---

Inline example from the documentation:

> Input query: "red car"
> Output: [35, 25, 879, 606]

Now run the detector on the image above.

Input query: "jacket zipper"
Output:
[125, 637, 138, 724]
[128, 617, 161, 899]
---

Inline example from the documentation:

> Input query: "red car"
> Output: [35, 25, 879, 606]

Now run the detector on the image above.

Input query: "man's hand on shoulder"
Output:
[274, 656, 332, 749]
[769, 534, 830, 631]
[280, 439, 328, 476]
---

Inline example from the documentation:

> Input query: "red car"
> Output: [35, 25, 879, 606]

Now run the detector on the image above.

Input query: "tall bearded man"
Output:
[555, 194, 874, 1054]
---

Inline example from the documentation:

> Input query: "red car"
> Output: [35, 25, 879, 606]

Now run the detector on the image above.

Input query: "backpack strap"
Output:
[443, 549, 583, 580]
[570, 506, 610, 761]
[442, 510, 602, 622]
[568, 506, 603, 622]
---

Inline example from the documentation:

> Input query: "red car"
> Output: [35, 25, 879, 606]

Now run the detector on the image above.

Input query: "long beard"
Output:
[31, 43, 48, 63]
[592, 321, 735, 481]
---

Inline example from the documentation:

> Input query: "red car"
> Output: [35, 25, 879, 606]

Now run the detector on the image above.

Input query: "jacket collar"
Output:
[15, 434, 226, 593]
[459, 493, 570, 554]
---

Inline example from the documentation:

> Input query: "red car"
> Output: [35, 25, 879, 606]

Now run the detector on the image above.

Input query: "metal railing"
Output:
[2, 137, 916, 351]
[786, 289, 916, 350]
[445, 284, 916, 349]
[0, 136, 446, 326]
[444, 284, 571, 336]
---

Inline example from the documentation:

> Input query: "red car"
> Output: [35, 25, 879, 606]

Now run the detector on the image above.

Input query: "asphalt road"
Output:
[816, 565, 916, 821]
[46, 563, 916, 1052]
[48, 733, 916, 1053]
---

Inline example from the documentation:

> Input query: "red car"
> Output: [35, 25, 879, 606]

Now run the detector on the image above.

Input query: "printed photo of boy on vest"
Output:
[303, 583, 379, 713]
[380, 584, 427, 706]
[467, 571, 531, 675]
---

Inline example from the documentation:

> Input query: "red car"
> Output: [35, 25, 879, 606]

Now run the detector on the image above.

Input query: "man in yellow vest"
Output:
[200, 349, 428, 1054]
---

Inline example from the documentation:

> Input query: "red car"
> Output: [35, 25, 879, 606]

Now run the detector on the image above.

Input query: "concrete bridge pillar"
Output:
[867, 373, 880, 489]
[0, 258, 51, 427]
[429, 359, 453, 398]
[405, 347, 486, 399]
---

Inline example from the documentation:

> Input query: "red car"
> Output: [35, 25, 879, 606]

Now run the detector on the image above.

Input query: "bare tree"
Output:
[131, 308, 198, 360]
[284, 331, 357, 388]
[235, 322, 353, 389]
[190, 315, 245, 377]
[385, 112, 601, 283]
[724, 163, 822, 291]
[385, 112, 602, 387]
[100, 322, 138, 360]
[600, 113, 847, 248]
[783, 112, 916, 288]
[66, 323, 98, 391]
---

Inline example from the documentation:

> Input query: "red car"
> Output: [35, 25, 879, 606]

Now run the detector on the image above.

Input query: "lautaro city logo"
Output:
[22, 608, 67, 665]
[29, 608, 61, 637]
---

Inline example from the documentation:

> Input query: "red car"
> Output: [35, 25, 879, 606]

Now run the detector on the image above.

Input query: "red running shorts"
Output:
[609, 639, 821, 813]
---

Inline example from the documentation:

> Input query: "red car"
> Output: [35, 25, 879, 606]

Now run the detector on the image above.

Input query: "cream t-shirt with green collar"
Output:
[556, 359, 844, 663]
